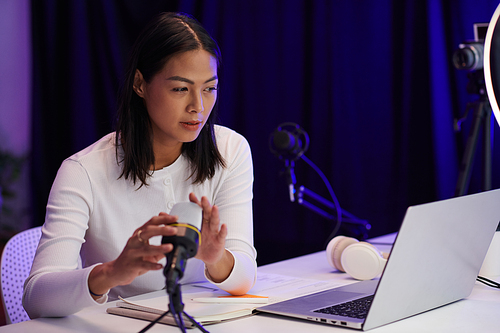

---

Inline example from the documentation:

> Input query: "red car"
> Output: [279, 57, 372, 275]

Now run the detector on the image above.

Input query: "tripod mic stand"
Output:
[139, 242, 209, 332]
[139, 282, 209, 333]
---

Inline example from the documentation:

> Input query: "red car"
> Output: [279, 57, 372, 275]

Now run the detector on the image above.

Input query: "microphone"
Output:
[269, 123, 309, 202]
[269, 122, 309, 161]
[273, 130, 301, 154]
[162, 202, 202, 294]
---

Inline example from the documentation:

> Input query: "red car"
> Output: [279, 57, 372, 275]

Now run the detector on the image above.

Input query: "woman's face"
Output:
[134, 49, 218, 151]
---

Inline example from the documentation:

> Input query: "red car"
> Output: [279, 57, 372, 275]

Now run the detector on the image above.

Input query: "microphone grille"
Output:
[273, 131, 297, 150]
[169, 202, 203, 230]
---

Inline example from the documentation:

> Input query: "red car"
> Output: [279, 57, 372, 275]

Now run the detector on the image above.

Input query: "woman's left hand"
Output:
[189, 193, 234, 282]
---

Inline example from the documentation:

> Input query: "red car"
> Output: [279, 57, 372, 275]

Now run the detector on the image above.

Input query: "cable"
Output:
[300, 154, 342, 238]
[476, 275, 500, 289]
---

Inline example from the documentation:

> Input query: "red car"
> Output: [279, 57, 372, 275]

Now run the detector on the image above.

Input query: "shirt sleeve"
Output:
[204, 129, 257, 295]
[23, 159, 106, 318]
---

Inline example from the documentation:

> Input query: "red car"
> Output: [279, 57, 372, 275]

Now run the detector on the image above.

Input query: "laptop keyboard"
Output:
[313, 295, 374, 319]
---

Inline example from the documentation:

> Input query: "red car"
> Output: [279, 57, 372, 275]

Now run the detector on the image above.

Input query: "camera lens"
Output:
[452, 42, 484, 70]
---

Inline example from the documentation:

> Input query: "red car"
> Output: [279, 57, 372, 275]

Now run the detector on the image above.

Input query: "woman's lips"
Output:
[180, 121, 202, 131]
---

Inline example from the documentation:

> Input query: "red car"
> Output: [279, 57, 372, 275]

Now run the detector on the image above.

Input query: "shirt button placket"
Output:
[163, 177, 175, 211]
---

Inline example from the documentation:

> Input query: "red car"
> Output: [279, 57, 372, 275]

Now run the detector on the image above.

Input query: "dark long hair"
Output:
[115, 12, 225, 187]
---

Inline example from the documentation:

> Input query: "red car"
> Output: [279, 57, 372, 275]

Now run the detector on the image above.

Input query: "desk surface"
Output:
[2, 234, 500, 332]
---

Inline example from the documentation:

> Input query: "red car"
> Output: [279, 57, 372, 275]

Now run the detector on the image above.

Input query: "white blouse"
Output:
[23, 125, 257, 318]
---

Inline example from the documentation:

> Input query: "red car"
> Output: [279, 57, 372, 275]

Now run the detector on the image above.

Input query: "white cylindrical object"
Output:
[169, 202, 202, 230]
[479, 231, 500, 277]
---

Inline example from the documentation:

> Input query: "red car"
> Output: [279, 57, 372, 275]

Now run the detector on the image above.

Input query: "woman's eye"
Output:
[172, 87, 188, 92]
[205, 87, 218, 93]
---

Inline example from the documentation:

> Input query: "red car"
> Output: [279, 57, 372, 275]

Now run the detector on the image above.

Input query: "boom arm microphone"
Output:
[162, 202, 202, 294]
[270, 123, 309, 202]
[269, 122, 370, 240]
[269, 122, 310, 161]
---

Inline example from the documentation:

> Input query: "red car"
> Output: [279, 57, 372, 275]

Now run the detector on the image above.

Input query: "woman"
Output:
[23, 12, 257, 318]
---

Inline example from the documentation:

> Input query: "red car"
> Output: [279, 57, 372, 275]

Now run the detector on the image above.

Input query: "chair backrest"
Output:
[0, 226, 42, 324]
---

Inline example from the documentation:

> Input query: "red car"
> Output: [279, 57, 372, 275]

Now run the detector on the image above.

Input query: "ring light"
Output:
[484, 3, 500, 127]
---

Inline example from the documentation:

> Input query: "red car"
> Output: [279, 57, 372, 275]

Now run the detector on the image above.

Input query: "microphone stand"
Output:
[284, 155, 371, 240]
[139, 282, 209, 333]
[297, 186, 371, 233]
[295, 185, 371, 240]
[270, 122, 370, 239]
[139, 247, 210, 333]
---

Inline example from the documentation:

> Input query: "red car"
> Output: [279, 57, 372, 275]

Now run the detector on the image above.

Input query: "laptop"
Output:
[256, 188, 500, 330]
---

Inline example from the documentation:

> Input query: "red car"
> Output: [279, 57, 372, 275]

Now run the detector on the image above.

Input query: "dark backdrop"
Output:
[30, 0, 500, 266]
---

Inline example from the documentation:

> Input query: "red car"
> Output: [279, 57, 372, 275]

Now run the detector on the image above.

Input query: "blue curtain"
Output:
[31, 0, 500, 265]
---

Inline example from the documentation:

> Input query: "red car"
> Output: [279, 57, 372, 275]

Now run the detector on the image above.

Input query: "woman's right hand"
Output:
[88, 213, 178, 298]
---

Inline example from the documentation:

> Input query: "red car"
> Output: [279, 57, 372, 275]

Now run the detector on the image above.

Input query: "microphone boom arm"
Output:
[270, 122, 370, 240]
[297, 186, 371, 232]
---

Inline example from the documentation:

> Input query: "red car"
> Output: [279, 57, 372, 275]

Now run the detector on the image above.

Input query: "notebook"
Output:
[256, 188, 500, 330]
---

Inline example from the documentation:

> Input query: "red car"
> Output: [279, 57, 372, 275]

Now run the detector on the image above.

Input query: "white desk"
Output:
[2, 234, 499, 332]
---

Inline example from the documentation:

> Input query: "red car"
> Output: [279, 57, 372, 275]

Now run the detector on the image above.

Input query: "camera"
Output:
[452, 23, 489, 71]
